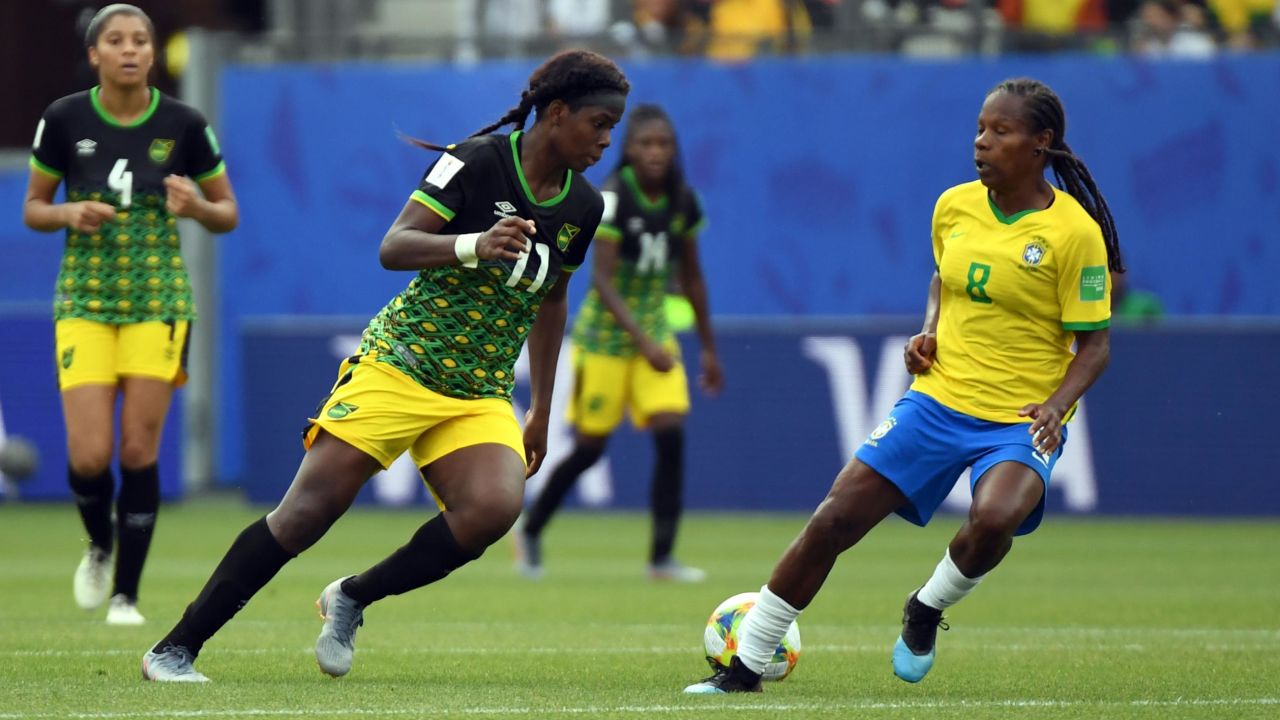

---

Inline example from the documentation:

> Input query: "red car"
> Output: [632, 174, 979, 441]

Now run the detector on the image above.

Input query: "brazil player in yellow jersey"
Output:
[516, 105, 723, 582]
[22, 4, 239, 626]
[686, 78, 1123, 694]
[141, 50, 629, 682]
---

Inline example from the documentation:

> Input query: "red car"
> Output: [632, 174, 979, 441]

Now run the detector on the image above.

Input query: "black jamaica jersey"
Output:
[361, 131, 603, 400]
[572, 165, 705, 356]
[30, 87, 225, 323]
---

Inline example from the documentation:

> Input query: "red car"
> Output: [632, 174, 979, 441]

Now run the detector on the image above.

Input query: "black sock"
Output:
[650, 426, 684, 564]
[155, 517, 295, 657]
[523, 443, 603, 538]
[113, 463, 159, 601]
[68, 466, 115, 553]
[341, 514, 480, 605]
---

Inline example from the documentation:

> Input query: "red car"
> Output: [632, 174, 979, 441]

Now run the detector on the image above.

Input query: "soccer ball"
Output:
[703, 591, 801, 681]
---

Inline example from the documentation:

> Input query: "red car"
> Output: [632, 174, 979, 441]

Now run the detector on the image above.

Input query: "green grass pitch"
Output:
[0, 501, 1276, 719]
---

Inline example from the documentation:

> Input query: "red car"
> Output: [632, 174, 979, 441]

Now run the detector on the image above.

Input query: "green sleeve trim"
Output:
[685, 217, 708, 239]
[193, 161, 226, 183]
[561, 263, 581, 273]
[29, 155, 63, 179]
[595, 224, 622, 242]
[1063, 319, 1110, 331]
[411, 190, 455, 221]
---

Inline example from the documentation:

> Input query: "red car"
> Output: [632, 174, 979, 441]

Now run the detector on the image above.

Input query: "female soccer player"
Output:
[22, 3, 238, 626]
[142, 49, 629, 682]
[685, 77, 1123, 693]
[516, 104, 722, 582]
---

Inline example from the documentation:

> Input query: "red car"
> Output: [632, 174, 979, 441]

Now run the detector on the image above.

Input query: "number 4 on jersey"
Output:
[108, 158, 133, 209]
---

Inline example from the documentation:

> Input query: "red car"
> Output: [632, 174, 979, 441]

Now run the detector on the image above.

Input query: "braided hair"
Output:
[613, 104, 687, 202]
[404, 50, 629, 152]
[992, 78, 1125, 273]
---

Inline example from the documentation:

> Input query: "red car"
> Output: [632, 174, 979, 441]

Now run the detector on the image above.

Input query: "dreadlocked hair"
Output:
[402, 50, 629, 153]
[614, 104, 687, 201]
[992, 78, 1125, 273]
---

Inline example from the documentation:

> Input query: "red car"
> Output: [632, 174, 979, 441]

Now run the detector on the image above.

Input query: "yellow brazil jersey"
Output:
[911, 180, 1110, 424]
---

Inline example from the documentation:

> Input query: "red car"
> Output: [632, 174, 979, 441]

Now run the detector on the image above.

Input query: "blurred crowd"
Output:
[472, 0, 1280, 59]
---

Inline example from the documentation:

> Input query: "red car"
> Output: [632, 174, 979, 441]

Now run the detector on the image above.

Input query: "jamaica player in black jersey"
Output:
[142, 50, 629, 682]
[516, 105, 722, 582]
[22, 4, 239, 627]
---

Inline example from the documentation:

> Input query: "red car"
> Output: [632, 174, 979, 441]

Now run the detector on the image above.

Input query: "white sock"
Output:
[916, 550, 983, 610]
[735, 585, 801, 675]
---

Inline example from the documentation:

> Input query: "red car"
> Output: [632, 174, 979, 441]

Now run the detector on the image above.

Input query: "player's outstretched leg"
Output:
[142, 644, 209, 682]
[892, 590, 949, 683]
[315, 576, 365, 677]
[683, 657, 762, 694]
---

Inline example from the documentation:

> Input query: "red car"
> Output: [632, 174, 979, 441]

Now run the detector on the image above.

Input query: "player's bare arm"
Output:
[1021, 328, 1110, 454]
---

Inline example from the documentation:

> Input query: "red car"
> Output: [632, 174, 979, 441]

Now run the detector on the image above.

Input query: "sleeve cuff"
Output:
[193, 161, 227, 183]
[1062, 319, 1110, 331]
[411, 190, 456, 221]
[29, 155, 63, 179]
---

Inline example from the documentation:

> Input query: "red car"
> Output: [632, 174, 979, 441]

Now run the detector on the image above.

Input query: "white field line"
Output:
[11, 638, 1280, 659]
[0, 697, 1278, 719]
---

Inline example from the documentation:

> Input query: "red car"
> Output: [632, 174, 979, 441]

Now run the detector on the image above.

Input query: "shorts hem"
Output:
[305, 419, 398, 470]
[415, 439, 526, 470]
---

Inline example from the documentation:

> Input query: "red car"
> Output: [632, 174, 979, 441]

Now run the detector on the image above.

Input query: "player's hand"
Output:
[640, 338, 675, 373]
[1019, 401, 1066, 456]
[904, 331, 937, 375]
[699, 349, 723, 396]
[478, 217, 535, 262]
[164, 174, 202, 218]
[64, 201, 116, 233]
[522, 408, 549, 478]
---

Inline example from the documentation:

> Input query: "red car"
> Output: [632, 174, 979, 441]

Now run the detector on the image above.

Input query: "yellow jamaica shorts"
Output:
[304, 356, 525, 472]
[565, 344, 690, 435]
[54, 318, 190, 390]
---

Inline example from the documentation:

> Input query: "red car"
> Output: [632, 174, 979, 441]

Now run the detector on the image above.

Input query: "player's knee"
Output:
[967, 506, 1023, 542]
[806, 499, 864, 551]
[118, 438, 159, 470]
[452, 493, 523, 550]
[68, 445, 113, 477]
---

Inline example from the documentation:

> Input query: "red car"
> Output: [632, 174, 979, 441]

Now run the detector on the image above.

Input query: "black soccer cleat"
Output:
[683, 656, 764, 694]
[892, 590, 949, 683]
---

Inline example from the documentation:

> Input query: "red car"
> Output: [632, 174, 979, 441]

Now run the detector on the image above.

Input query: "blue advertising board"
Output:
[238, 318, 1280, 517]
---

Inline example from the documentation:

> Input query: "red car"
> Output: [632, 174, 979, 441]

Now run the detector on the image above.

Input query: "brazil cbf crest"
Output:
[1022, 238, 1047, 267]
[864, 416, 897, 447]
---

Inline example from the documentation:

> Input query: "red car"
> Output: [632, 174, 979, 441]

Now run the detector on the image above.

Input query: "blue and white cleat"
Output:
[315, 577, 365, 677]
[683, 657, 762, 694]
[141, 644, 209, 682]
[892, 591, 948, 683]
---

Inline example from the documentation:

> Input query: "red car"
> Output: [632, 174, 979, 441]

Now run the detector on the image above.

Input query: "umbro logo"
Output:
[76, 139, 97, 156]
[493, 201, 518, 219]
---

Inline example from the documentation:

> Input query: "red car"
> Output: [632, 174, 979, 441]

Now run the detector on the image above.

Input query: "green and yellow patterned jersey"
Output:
[912, 181, 1111, 423]
[30, 87, 226, 323]
[572, 166, 705, 356]
[361, 132, 603, 400]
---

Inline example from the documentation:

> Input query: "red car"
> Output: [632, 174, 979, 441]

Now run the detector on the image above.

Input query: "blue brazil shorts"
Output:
[854, 390, 1066, 536]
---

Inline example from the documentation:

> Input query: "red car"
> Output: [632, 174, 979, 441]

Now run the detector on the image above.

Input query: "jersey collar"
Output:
[90, 86, 161, 128]
[509, 131, 573, 207]
[620, 165, 669, 212]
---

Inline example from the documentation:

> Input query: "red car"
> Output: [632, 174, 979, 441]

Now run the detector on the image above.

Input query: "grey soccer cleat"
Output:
[315, 577, 365, 677]
[141, 644, 209, 682]
[74, 546, 112, 610]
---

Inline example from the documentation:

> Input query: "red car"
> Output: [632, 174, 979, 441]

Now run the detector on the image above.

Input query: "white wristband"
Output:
[454, 232, 480, 268]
